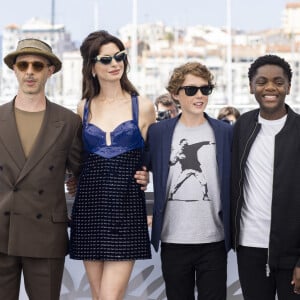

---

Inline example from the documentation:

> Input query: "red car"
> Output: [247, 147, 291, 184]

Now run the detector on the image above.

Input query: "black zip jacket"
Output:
[231, 104, 300, 269]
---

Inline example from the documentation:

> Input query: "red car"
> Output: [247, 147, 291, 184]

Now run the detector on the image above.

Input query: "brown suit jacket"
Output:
[0, 99, 82, 258]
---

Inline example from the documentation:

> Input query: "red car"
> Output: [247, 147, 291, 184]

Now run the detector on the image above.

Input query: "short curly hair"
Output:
[166, 61, 214, 95]
[248, 54, 292, 83]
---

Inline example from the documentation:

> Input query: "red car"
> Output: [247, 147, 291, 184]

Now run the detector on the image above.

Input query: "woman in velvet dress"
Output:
[70, 30, 155, 300]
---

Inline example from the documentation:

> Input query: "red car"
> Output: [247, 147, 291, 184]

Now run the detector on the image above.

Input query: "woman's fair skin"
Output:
[77, 42, 155, 300]
[78, 43, 154, 141]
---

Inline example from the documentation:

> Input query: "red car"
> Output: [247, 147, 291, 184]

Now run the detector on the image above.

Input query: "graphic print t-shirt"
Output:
[161, 121, 224, 244]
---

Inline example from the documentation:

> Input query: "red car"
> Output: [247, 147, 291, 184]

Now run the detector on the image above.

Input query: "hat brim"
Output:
[4, 48, 62, 73]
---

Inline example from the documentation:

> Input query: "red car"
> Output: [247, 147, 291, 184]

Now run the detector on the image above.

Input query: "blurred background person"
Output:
[155, 93, 179, 121]
[217, 106, 240, 125]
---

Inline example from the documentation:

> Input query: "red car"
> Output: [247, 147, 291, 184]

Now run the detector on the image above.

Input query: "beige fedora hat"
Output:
[4, 38, 62, 73]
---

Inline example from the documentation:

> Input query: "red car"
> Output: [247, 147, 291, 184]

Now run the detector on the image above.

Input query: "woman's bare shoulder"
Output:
[137, 95, 156, 126]
[138, 95, 155, 113]
[77, 99, 87, 119]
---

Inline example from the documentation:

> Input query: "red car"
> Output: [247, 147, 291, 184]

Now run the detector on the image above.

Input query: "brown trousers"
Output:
[0, 252, 65, 300]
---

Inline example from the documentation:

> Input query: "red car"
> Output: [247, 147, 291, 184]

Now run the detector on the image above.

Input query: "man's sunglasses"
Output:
[15, 61, 50, 72]
[178, 85, 214, 96]
[93, 50, 127, 65]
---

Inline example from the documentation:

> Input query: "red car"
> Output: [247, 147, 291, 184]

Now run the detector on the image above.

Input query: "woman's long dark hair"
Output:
[80, 30, 139, 100]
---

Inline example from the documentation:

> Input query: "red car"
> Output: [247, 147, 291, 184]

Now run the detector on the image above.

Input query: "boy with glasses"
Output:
[145, 61, 232, 299]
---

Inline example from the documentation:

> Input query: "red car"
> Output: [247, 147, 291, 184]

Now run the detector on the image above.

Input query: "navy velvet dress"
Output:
[70, 95, 151, 260]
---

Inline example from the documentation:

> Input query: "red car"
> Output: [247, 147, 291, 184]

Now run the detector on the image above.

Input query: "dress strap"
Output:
[83, 99, 89, 126]
[131, 94, 139, 124]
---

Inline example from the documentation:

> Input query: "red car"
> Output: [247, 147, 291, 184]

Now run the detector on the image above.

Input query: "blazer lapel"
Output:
[207, 115, 224, 181]
[0, 100, 26, 170]
[16, 100, 65, 183]
[160, 116, 179, 190]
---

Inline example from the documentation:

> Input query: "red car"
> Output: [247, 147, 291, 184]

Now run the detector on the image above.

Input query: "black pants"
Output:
[160, 241, 227, 300]
[237, 246, 300, 300]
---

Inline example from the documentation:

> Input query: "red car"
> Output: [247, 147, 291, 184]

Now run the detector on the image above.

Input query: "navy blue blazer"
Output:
[145, 113, 233, 252]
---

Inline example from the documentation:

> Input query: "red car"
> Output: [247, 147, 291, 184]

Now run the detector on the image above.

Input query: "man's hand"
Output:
[291, 266, 300, 294]
[65, 176, 78, 197]
[147, 215, 153, 227]
[134, 166, 149, 191]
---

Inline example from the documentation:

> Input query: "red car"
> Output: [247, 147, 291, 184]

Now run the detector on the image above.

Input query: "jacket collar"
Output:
[0, 99, 66, 184]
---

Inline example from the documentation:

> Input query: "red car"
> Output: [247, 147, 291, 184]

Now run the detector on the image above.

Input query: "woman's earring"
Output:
[92, 73, 96, 78]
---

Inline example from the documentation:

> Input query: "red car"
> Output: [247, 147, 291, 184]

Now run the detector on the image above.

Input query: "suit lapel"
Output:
[16, 100, 65, 183]
[0, 101, 26, 170]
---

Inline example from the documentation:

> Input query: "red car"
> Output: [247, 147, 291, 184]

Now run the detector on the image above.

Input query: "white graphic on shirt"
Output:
[169, 138, 215, 201]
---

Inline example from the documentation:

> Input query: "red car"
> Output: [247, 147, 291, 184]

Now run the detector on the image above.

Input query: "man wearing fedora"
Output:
[0, 38, 82, 300]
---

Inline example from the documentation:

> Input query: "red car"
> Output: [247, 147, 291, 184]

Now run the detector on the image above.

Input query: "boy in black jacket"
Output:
[231, 54, 300, 299]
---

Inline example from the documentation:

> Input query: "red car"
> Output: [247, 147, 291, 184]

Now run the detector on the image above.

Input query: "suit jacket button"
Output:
[4, 211, 10, 216]
[38, 190, 44, 195]
[36, 213, 42, 219]
[13, 187, 18, 192]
